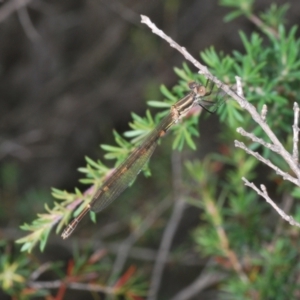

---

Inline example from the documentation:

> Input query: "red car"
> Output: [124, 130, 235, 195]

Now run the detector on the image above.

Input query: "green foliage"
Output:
[0, 240, 146, 299]
[259, 4, 289, 28]
[0, 242, 49, 299]
[220, 0, 254, 21]
[125, 111, 156, 141]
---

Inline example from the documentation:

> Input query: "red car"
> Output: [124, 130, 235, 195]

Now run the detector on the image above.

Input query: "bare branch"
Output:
[242, 178, 300, 228]
[171, 268, 227, 300]
[293, 102, 300, 163]
[235, 76, 244, 98]
[261, 104, 268, 122]
[17, 5, 40, 41]
[28, 280, 115, 294]
[234, 140, 299, 185]
[247, 13, 279, 39]
[29, 262, 52, 281]
[236, 127, 279, 153]
[0, 0, 32, 23]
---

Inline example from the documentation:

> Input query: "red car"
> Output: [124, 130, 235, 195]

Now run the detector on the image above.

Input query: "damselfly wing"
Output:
[61, 80, 230, 239]
[195, 80, 230, 113]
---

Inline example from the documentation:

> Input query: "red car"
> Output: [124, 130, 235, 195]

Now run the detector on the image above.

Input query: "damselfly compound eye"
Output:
[188, 81, 197, 90]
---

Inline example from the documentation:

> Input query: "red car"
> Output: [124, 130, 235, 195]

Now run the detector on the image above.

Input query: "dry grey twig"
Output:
[261, 104, 268, 122]
[234, 140, 299, 186]
[242, 178, 300, 228]
[293, 102, 300, 163]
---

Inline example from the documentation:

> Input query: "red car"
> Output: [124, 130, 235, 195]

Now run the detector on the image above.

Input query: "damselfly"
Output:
[61, 80, 227, 239]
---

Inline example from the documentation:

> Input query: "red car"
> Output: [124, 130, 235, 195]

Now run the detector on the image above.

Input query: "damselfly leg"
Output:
[197, 80, 230, 113]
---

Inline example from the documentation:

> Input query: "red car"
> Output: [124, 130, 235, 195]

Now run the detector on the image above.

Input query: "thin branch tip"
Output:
[140, 15, 148, 22]
[261, 104, 268, 121]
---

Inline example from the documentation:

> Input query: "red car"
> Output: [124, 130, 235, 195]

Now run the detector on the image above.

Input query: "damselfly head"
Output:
[188, 81, 207, 97]
[188, 81, 198, 90]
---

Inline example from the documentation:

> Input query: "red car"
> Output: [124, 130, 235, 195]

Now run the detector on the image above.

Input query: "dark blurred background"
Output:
[0, 0, 299, 254]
